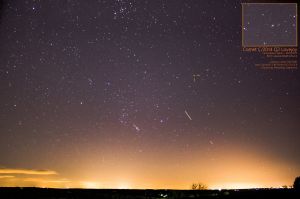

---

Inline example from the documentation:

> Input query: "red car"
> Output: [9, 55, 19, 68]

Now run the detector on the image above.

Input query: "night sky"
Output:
[0, 0, 299, 189]
[243, 3, 297, 46]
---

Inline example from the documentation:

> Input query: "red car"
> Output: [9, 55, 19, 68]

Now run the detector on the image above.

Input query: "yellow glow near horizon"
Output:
[116, 182, 131, 189]
[81, 181, 101, 189]
[0, 145, 298, 189]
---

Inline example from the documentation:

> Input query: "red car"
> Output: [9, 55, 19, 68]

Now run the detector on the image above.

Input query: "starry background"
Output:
[243, 3, 297, 46]
[0, 0, 299, 189]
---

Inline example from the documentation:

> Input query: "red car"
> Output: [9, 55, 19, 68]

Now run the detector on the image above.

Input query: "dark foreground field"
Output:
[0, 187, 299, 199]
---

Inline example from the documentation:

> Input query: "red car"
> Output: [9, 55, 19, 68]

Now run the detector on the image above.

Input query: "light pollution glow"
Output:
[0, 145, 298, 189]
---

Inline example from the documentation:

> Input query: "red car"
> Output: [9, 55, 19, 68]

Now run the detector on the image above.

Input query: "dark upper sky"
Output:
[0, 0, 299, 189]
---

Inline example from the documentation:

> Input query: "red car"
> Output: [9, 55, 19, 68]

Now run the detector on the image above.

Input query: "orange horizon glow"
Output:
[0, 145, 298, 190]
[0, 180, 292, 190]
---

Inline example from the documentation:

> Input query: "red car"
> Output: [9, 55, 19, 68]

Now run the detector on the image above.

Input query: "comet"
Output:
[133, 124, 140, 132]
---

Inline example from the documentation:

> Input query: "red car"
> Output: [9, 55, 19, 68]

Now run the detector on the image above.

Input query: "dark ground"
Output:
[0, 187, 299, 199]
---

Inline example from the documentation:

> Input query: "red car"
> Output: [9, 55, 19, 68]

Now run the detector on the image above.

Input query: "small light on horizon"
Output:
[117, 182, 131, 189]
[81, 181, 101, 189]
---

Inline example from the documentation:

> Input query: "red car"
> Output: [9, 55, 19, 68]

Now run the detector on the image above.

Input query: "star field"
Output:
[0, 0, 299, 189]
[243, 3, 297, 46]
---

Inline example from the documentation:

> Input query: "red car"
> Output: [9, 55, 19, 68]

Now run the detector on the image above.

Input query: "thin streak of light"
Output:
[184, 110, 192, 120]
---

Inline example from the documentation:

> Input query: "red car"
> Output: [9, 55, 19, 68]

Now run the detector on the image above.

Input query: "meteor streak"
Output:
[184, 110, 192, 120]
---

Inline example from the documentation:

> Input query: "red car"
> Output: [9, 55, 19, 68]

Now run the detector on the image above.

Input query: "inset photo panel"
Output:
[242, 3, 297, 47]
